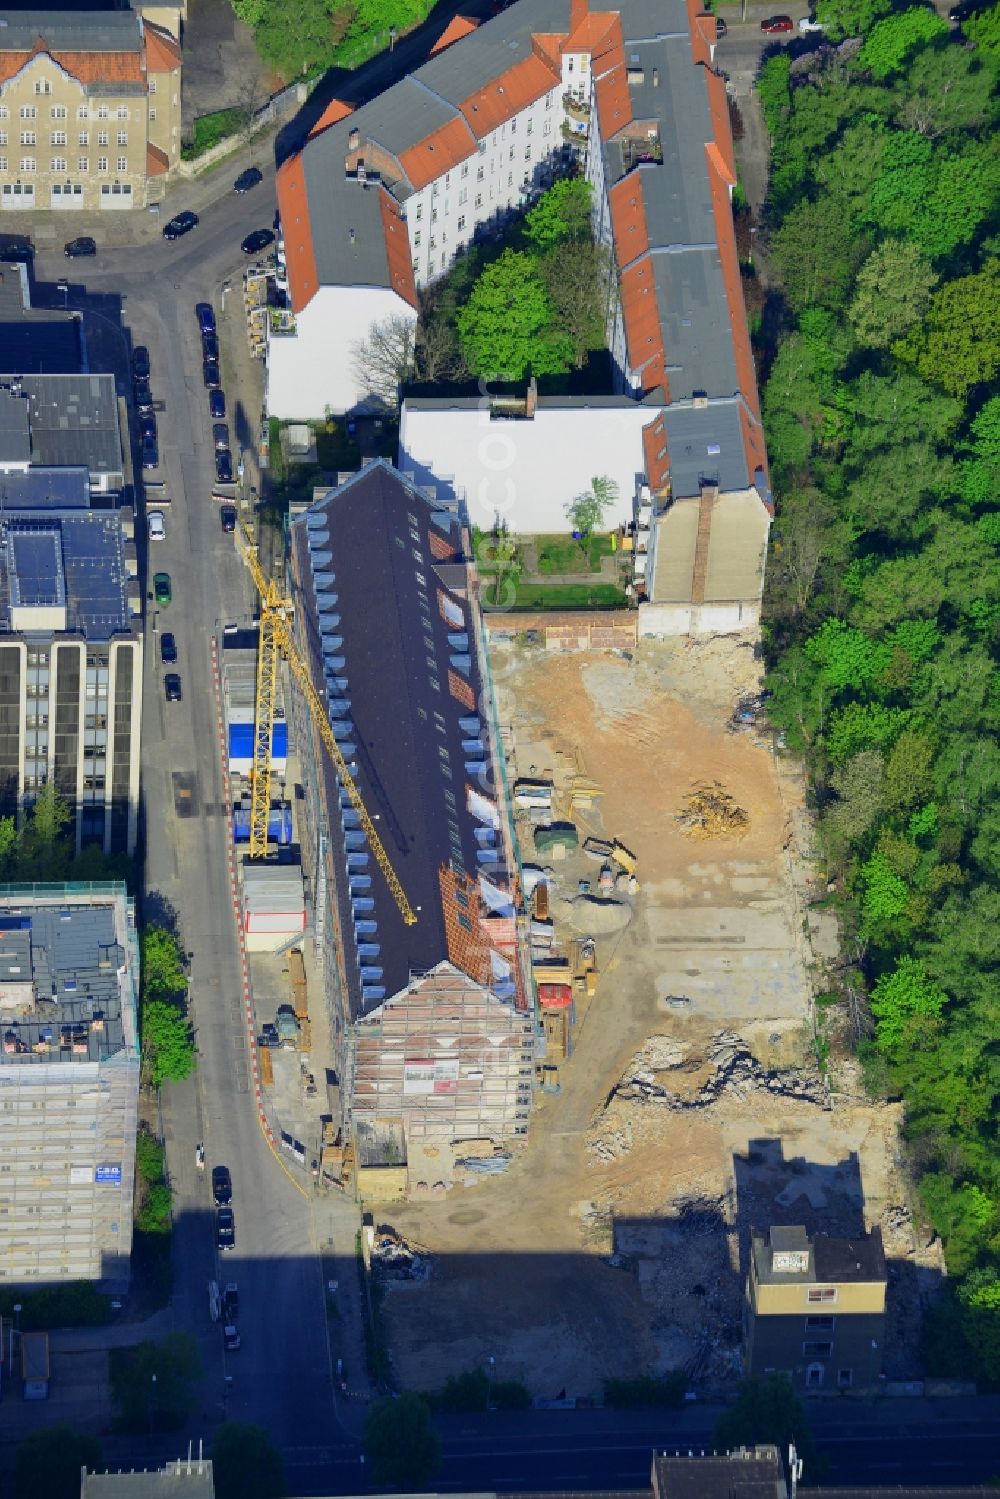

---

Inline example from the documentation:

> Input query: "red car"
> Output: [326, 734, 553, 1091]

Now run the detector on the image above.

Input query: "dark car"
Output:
[141, 433, 159, 470]
[196, 302, 216, 335]
[132, 345, 150, 380]
[760, 13, 793, 29]
[163, 210, 198, 241]
[213, 422, 230, 451]
[234, 166, 263, 194]
[241, 228, 275, 256]
[134, 379, 153, 412]
[64, 235, 96, 258]
[153, 571, 171, 605]
[715, 16, 727, 36]
[220, 505, 237, 534]
[164, 672, 182, 702]
[160, 631, 177, 665]
[222, 1283, 239, 1320]
[202, 330, 219, 360]
[212, 1165, 233, 1206]
[203, 358, 221, 389]
[209, 388, 226, 419]
[216, 1207, 236, 1252]
[215, 449, 234, 484]
[140, 411, 157, 441]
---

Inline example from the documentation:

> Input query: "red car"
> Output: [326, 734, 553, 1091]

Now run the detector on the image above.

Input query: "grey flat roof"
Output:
[362, 76, 464, 161]
[0, 466, 91, 509]
[415, 0, 569, 105]
[660, 400, 749, 498]
[0, 263, 82, 375]
[0, 901, 127, 1064]
[0, 11, 141, 50]
[292, 460, 503, 1019]
[0, 387, 31, 465]
[403, 392, 653, 411]
[303, 135, 393, 291]
[0, 509, 129, 638]
[0, 374, 123, 480]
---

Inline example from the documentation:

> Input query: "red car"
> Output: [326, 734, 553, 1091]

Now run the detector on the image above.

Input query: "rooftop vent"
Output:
[348, 127, 360, 150]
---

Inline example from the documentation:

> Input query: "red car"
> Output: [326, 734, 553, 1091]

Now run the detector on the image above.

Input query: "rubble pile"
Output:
[677, 782, 750, 840]
[371, 1227, 430, 1282]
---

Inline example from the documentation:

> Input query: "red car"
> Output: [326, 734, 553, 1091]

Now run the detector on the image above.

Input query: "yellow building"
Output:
[745, 1224, 887, 1393]
[0, 10, 181, 213]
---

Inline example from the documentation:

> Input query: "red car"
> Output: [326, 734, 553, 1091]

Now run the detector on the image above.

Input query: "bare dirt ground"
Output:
[380, 636, 937, 1397]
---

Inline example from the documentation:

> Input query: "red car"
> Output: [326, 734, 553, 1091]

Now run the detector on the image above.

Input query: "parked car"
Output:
[160, 631, 177, 665]
[212, 1165, 233, 1206]
[141, 434, 159, 471]
[234, 166, 263, 194]
[760, 13, 794, 29]
[798, 16, 825, 29]
[241, 228, 275, 256]
[140, 411, 157, 441]
[196, 302, 216, 335]
[147, 510, 166, 541]
[715, 16, 727, 36]
[216, 1207, 236, 1252]
[133, 378, 153, 412]
[213, 423, 230, 451]
[209, 388, 226, 419]
[223, 1323, 241, 1351]
[163, 210, 198, 241]
[222, 1283, 239, 1320]
[220, 505, 237, 534]
[153, 571, 172, 605]
[64, 236, 96, 258]
[203, 358, 221, 389]
[164, 672, 182, 702]
[202, 331, 219, 360]
[215, 449, 234, 484]
[132, 345, 151, 380]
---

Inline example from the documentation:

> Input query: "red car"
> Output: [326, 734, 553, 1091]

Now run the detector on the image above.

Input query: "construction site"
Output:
[372, 632, 940, 1398]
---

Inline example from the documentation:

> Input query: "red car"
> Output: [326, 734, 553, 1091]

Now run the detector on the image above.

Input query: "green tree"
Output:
[141, 926, 186, 1000]
[110, 1333, 201, 1432]
[958, 1268, 1000, 1381]
[566, 475, 619, 537]
[898, 261, 1000, 397]
[457, 250, 571, 379]
[211, 1423, 286, 1499]
[252, 0, 342, 78]
[857, 8, 948, 78]
[804, 619, 891, 693]
[869, 957, 947, 1052]
[959, 396, 1000, 504]
[898, 41, 1000, 136]
[768, 197, 870, 315]
[15, 1425, 103, 1499]
[883, 729, 935, 811]
[847, 240, 937, 349]
[364, 1392, 442, 1488]
[714, 1375, 819, 1478]
[524, 178, 593, 248]
[230, 0, 269, 22]
[142, 998, 196, 1087]
[815, 0, 893, 41]
[920, 1176, 998, 1275]
[962, 1, 1000, 54]
[540, 239, 608, 369]
[16, 782, 73, 880]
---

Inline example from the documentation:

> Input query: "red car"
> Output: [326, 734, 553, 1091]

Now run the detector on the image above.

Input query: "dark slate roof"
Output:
[0, 508, 129, 638]
[752, 1225, 887, 1286]
[416, 0, 570, 104]
[0, 263, 83, 376]
[362, 76, 462, 160]
[291, 460, 502, 1019]
[0, 466, 91, 510]
[0, 901, 127, 1065]
[653, 1449, 786, 1499]
[660, 401, 749, 498]
[0, 374, 123, 480]
[302, 135, 394, 291]
[0, 386, 31, 465]
[0, 11, 141, 51]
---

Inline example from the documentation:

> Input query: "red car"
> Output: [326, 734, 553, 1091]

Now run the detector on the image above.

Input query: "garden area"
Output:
[228, 0, 438, 81]
[181, 107, 243, 161]
[756, 0, 1000, 1383]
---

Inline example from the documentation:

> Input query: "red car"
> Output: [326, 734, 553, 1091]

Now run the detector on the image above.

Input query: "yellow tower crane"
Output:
[236, 523, 417, 927]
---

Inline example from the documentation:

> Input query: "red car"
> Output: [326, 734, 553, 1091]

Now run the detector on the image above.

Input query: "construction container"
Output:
[258, 1046, 274, 1087]
[513, 777, 554, 809]
[533, 959, 572, 984]
[542, 1006, 570, 1060]
[21, 1331, 49, 1400]
[538, 981, 573, 1010]
[289, 948, 308, 1018]
[533, 882, 549, 921]
[228, 719, 288, 775]
[232, 806, 293, 845]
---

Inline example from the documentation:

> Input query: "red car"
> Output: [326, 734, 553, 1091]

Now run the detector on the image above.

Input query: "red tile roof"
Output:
[146, 141, 170, 175]
[704, 67, 736, 184]
[276, 154, 320, 314]
[608, 175, 649, 267]
[399, 113, 477, 191]
[593, 54, 631, 139]
[379, 192, 418, 310]
[308, 96, 353, 140]
[458, 52, 559, 136]
[430, 14, 479, 56]
[619, 254, 667, 400]
[0, 46, 143, 85]
[143, 22, 181, 72]
[642, 414, 670, 494]
[686, 0, 715, 65]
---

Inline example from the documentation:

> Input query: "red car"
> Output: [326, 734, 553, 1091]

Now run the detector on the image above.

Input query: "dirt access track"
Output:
[380, 636, 922, 1397]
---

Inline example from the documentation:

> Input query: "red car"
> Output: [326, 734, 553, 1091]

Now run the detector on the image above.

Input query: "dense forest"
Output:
[757, 1, 1000, 1378]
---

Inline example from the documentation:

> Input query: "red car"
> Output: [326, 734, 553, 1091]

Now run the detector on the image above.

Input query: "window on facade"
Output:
[117, 130, 128, 146]
[510, 119, 516, 133]
[149, 109, 157, 122]
[34, 80, 51, 95]
[807, 1288, 837, 1303]
[543, 119, 552, 135]
[19, 106, 37, 120]
[98, 105, 109, 119]
[457, 215, 465, 231]
[78, 131, 88, 145]
[415, 202, 422, 220]
[474, 193, 482, 208]
[458, 187, 468, 205]
[837, 1368, 853, 1387]
[431, 208, 437, 223]
[77, 105, 88, 119]
[98, 156, 108, 173]
[20, 132, 36, 146]
[117, 106, 129, 119]
[477, 165, 484, 181]
[806, 1364, 824, 1388]
[527, 119, 534, 134]
[52, 156, 67, 172]
[117, 156, 127, 172]
[78, 156, 88, 172]
[0, 159, 7, 173]
[805, 1316, 834, 1330]
[802, 1341, 833, 1358]
[51, 131, 66, 145]
[568, 57, 574, 71]
[0, 108, 7, 120]
[507, 172, 513, 186]
[524, 145, 532, 160]
[414, 231, 421, 246]
[509, 145, 515, 160]
[0, 133, 6, 146]
[19, 158, 36, 173]
[98, 131, 108, 146]
[460, 162, 468, 177]
[51, 105, 68, 120]
[428, 258, 435, 273]
[149, 77, 157, 93]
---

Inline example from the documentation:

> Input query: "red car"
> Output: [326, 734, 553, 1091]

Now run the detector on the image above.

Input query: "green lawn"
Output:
[535, 534, 614, 575]
[181, 108, 242, 161]
[512, 582, 626, 610]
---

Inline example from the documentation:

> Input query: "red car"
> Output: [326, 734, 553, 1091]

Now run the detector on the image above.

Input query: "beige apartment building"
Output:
[0, 10, 181, 213]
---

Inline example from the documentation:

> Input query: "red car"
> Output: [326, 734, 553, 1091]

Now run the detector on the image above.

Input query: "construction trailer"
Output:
[21, 1330, 49, 1399]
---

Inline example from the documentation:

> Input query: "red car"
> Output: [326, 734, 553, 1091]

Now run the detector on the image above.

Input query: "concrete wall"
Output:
[399, 399, 654, 533]
[267, 286, 417, 418]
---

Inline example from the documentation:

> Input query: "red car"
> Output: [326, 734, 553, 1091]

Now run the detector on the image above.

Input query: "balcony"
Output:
[563, 91, 590, 122]
[561, 119, 589, 147]
[621, 134, 663, 171]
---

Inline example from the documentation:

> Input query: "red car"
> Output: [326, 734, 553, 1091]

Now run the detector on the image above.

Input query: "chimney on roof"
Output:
[348, 127, 360, 150]
[525, 377, 537, 420]
[652, 67, 660, 86]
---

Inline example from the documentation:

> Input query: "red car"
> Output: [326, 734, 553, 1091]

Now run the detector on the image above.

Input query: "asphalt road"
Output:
[27, 173, 338, 1445]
